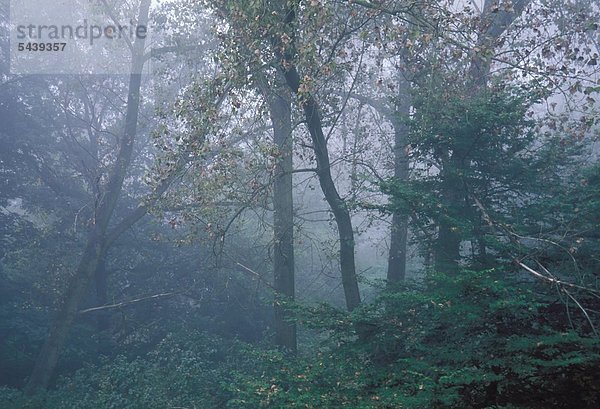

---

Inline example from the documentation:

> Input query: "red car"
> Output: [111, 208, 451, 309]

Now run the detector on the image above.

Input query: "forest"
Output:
[0, 0, 599, 407]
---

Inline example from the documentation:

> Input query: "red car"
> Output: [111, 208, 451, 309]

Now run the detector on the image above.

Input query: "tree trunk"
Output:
[434, 154, 463, 275]
[24, 0, 150, 394]
[94, 256, 111, 333]
[280, 68, 361, 311]
[306, 94, 361, 311]
[24, 236, 104, 394]
[265, 84, 297, 351]
[434, 208, 462, 275]
[387, 76, 411, 283]
[468, 0, 531, 93]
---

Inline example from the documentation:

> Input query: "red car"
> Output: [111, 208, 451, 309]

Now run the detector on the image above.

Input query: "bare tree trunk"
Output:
[387, 76, 411, 283]
[265, 84, 297, 351]
[24, 0, 150, 394]
[434, 222, 461, 273]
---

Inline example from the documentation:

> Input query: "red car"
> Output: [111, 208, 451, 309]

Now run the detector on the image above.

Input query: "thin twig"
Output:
[563, 288, 599, 336]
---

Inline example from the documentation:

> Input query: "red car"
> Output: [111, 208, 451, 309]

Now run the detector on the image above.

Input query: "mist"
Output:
[1, 0, 599, 407]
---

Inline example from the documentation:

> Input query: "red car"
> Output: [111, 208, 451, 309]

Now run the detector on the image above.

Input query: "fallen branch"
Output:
[516, 261, 600, 296]
[79, 292, 179, 314]
[471, 194, 599, 336]
[235, 261, 276, 291]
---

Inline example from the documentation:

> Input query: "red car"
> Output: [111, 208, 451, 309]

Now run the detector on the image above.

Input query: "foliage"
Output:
[228, 271, 600, 408]
[1, 0, 600, 406]
[2, 271, 598, 408]
[0, 331, 244, 409]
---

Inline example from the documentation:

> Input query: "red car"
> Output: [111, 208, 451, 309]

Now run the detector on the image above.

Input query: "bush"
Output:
[3, 271, 598, 408]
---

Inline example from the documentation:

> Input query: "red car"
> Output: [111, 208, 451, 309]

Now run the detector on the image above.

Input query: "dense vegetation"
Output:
[2, 270, 599, 408]
[1, 0, 599, 408]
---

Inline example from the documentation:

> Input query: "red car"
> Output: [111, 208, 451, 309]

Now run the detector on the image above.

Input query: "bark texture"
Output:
[266, 84, 297, 351]
[387, 76, 411, 283]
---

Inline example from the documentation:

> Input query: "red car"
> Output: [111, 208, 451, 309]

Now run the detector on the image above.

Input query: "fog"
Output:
[1, 0, 599, 407]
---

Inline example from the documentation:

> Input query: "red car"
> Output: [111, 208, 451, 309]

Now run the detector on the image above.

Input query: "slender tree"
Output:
[274, 2, 361, 311]
[24, 0, 151, 394]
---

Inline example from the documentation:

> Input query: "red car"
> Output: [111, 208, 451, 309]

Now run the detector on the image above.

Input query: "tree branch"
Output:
[79, 291, 180, 314]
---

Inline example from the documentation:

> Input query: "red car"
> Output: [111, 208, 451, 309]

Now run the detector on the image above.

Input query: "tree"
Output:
[24, 0, 151, 394]
[260, 78, 297, 351]
[202, 0, 364, 310]
[276, 0, 365, 310]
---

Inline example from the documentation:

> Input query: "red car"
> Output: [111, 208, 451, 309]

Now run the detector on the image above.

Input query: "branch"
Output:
[338, 90, 393, 120]
[563, 287, 598, 337]
[235, 262, 276, 291]
[516, 261, 600, 297]
[143, 44, 209, 62]
[470, 194, 599, 335]
[289, 168, 318, 174]
[104, 78, 235, 246]
[472, 194, 600, 298]
[79, 292, 179, 314]
[100, 0, 134, 53]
